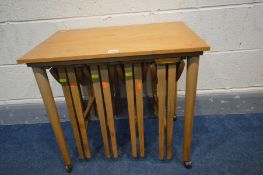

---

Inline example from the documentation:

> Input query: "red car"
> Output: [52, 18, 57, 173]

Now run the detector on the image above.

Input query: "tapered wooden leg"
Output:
[32, 67, 72, 169]
[124, 64, 137, 158]
[157, 64, 166, 160]
[57, 67, 84, 159]
[134, 63, 144, 157]
[100, 65, 118, 159]
[183, 56, 199, 164]
[166, 64, 177, 159]
[67, 67, 91, 159]
[90, 65, 111, 158]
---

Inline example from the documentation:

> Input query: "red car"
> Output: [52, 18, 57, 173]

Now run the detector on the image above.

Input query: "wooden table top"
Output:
[17, 22, 210, 65]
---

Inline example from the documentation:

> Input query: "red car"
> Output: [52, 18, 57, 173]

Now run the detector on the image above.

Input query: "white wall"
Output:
[1, 0, 263, 104]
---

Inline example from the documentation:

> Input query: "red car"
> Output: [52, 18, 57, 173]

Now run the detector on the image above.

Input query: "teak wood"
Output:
[100, 65, 118, 159]
[57, 67, 85, 159]
[32, 67, 72, 167]
[134, 63, 145, 157]
[124, 64, 138, 157]
[66, 67, 92, 159]
[157, 64, 166, 160]
[17, 22, 209, 65]
[124, 63, 145, 158]
[166, 64, 177, 159]
[90, 65, 111, 158]
[183, 56, 200, 162]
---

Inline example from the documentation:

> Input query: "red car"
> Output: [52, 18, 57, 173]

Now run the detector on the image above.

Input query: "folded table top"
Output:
[17, 22, 210, 65]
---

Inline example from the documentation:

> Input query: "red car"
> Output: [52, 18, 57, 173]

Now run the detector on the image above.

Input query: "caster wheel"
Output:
[65, 164, 73, 173]
[184, 161, 192, 169]
[173, 115, 177, 121]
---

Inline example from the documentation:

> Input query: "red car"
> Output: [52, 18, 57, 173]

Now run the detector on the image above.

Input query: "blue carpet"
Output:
[1, 113, 263, 175]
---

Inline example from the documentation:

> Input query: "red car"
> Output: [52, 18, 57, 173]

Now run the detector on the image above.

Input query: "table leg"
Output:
[157, 64, 166, 160]
[100, 65, 118, 159]
[90, 65, 111, 158]
[66, 67, 91, 159]
[183, 56, 199, 168]
[124, 64, 137, 158]
[57, 67, 84, 159]
[32, 67, 72, 172]
[134, 63, 145, 157]
[166, 64, 177, 159]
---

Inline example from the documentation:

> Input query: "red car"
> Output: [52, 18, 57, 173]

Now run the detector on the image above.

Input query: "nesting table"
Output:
[17, 22, 210, 172]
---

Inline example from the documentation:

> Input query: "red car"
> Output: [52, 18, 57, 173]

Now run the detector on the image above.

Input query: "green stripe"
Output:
[125, 72, 132, 77]
[59, 78, 67, 83]
[91, 73, 99, 79]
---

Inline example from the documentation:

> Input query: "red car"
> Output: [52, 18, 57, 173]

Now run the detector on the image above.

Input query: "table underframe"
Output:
[31, 54, 200, 171]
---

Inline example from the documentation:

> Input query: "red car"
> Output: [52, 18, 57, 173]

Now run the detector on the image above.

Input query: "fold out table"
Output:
[17, 22, 210, 172]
